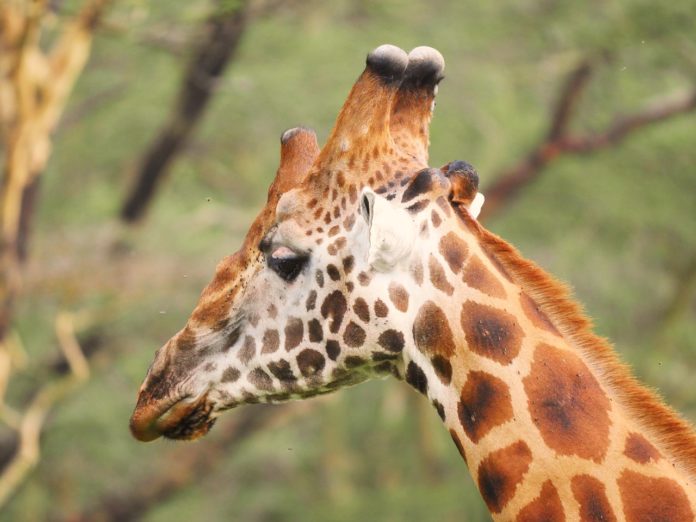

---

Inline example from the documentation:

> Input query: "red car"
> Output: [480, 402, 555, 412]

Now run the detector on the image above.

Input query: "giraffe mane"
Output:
[456, 207, 696, 480]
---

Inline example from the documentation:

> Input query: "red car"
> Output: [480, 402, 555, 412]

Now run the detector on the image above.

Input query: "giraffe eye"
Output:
[267, 246, 308, 282]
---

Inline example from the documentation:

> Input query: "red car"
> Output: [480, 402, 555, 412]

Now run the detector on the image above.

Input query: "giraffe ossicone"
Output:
[130, 44, 696, 520]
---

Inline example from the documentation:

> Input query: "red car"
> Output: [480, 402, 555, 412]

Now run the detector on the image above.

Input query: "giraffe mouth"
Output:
[129, 392, 216, 442]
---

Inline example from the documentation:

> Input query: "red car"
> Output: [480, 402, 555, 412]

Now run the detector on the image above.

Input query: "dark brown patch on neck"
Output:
[413, 301, 456, 357]
[624, 432, 661, 464]
[463, 255, 507, 299]
[476, 440, 532, 514]
[571, 474, 617, 522]
[460, 301, 522, 365]
[516, 480, 565, 522]
[429, 255, 455, 295]
[458, 370, 513, 443]
[618, 470, 693, 522]
[439, 232, 469, 274]
[520, 293, 560, 336]
[523, 343, 611, 462]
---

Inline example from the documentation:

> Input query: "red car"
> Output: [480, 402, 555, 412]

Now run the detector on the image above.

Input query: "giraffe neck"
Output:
[404, 209, 696, 521]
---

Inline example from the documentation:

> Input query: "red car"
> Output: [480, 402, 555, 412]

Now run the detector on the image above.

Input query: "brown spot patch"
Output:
[221, 367, 240, 383]
[463, 255, 506, 299]
[431, 210, 441, 228]
[326, 340, 340, 360]
[342, 255, 354, 273]
[431, 355, 452, 384]
[523, 343, 611, 462]
[378, 329, 404, 352]
[401, 169, 432, 202]
[327, 264, 340, 281]
[571, 474, 616, 522]
[405, 361, 428, 395]
[476, 440, 532, 514]
[374, 299, 389, 318]
[618, 470, 693, 522]
[460, 301, 522, 364]
[308, 319, 323, 343]
[353, 298, 370, 323]
[321, 291, 348, 334]
[261, 329, 280, 354]
[315, 270, 324, 288]
[429, 255, 455, 295]
[306, 290, 317, 311]
[458, 370, 513, 443]
[624, 432, 661, 464]
[358, 271, 372, 286]
[297, 349, 326, 378]
[520, 293, 560, 335]
[249, 368, 273, 392]
[432, 399, 445, 420]
[238, 335, 256, 363]
[388, 283, 409, 312]
[413, 301, 456, 358]
[516, 480, 565, 522]
[284, 317, 304, 351]
[268, 359, 296, 383]
[343, 321, 366, 347]
[439, 232, 469, 274]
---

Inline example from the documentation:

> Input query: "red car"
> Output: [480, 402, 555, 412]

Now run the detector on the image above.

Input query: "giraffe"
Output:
[129, 45, 696, 521]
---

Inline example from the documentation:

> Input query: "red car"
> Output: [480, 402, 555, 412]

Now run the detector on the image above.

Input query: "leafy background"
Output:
[2, 0, 696, 520]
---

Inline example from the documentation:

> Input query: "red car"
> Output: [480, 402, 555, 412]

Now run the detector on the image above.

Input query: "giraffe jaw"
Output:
[129, 392, 216, 442]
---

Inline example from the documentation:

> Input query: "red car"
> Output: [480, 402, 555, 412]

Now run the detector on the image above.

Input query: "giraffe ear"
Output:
[360, 188, 416, 272]
[442, 160, 485, 219]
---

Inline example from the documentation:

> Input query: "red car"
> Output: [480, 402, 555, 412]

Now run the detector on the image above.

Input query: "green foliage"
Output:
[2, 0, 696, 520]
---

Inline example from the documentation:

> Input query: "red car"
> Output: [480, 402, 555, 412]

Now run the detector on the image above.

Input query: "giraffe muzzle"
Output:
[129, 392, 215, 442]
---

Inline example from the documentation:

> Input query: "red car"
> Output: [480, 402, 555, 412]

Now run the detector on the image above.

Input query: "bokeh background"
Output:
[1, 1, 695, 520]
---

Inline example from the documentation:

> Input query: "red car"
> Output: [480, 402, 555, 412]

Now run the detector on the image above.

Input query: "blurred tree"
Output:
[0, 0, 111, 507]
[120, 0, 249, 223]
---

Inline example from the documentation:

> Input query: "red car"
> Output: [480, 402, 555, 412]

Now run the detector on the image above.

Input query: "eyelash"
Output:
[267, 251, 309, 282]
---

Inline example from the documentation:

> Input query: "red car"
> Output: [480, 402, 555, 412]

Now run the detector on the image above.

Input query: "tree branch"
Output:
[119, 0, 250, 223]
[479, 59, 696, 221]
[0, 312, 89, 509]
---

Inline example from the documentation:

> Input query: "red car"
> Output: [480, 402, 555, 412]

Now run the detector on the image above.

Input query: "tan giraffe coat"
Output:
[130, 45, 696, 521]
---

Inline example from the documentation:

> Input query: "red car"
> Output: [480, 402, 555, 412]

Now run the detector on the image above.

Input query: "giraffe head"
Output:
[129, 44, 484, 442]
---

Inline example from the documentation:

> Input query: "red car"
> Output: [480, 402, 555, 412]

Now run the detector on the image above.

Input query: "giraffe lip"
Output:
[129, 393, 214, 442]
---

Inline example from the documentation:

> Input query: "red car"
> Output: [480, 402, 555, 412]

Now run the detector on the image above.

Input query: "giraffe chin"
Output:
[129, 392, 215, 442]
